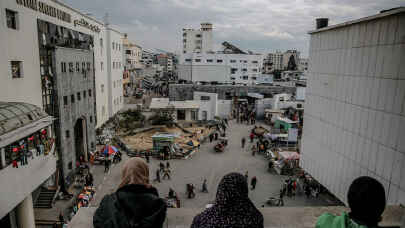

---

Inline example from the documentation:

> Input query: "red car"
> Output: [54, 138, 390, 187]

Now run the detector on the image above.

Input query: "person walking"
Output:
[279, 189, 285, 206]
[159, 162, 165, 173]
[209, 134, 213, 143]
[166, 161, 170, 169]
[145, 152, 150, 163]
[245, 171, 248, 180]
[241, 137, 246, 148]
[93, 158, 167, 228]
[155, 169, 161, 183]
[251, 176, 257, 190]
[202, 179, 208, 193]
[104, 158, 110, 173]
[162, 168, 171, 180]
[191, 173, 263, 228]
[250, 132, 255, 143]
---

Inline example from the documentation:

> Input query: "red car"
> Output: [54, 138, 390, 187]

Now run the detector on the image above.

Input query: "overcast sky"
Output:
[63, 0, 403, 57]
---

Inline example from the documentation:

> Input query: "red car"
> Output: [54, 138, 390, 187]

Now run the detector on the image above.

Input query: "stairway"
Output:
[34, 188, 56, 209]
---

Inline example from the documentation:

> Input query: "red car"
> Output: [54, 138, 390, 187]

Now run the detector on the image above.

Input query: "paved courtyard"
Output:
[89, 119, 340, 209]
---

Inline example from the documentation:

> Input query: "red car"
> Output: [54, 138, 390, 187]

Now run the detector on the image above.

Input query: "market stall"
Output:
[271, 151, 300, 175]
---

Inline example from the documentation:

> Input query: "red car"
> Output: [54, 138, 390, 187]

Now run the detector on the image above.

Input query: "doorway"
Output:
[74, 118, 88, 162]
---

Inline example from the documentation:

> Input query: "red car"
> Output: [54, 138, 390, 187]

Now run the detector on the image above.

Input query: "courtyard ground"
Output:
[89, 119, 341, 209]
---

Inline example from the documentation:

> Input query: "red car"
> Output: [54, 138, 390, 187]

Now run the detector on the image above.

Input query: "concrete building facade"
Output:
[282, 49, 300, 70]
[182, 23, 213, 54]
[123, 34, 143, 70]
[301, 8, 405, 205]
[178, 53, 263, 84]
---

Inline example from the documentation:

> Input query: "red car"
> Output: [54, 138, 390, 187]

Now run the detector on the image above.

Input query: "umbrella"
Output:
[103, 145, 118, 156]
[186, 140, 199, 147]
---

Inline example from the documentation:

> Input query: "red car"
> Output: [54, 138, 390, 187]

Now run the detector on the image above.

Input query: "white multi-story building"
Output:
[301, 8, 405, 206]
[178, 52, 263, 84]
[182, 23, 213, 54]
[298, 58, 309, 72]
[123, 34, 143, 70]
[267, 51, 283, 71]
[105, 23, 124, 117]
[0, 0, 125, 225]
[282, 49, 300, 70]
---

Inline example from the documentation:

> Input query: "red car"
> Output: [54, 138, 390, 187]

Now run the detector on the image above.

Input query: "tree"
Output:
[287, 55, 297, 71]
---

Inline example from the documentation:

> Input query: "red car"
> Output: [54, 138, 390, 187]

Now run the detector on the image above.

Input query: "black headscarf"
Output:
[191, 172, 263, 228]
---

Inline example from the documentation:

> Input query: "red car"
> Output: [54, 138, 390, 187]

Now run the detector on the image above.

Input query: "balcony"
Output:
[0, 143, 56, 219]
[68, 206, 404, 228]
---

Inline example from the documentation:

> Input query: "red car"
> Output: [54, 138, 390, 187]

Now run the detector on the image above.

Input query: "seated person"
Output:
[191, 173, 263, 228]
[93, 158, 167, 228]
[316, 176, 386, 228]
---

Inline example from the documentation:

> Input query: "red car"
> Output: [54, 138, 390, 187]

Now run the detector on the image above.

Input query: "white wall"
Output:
[178, 53, 263, 84]
[106, 28, 124, 118]
[301, 11, 405, 205]
[194, 92, 218, 120]
[217, 100, 232, 118]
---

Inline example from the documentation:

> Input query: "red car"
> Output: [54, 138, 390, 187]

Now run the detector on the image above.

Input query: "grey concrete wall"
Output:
[54, 47, 96, 177]
[169, 84, 296, 101]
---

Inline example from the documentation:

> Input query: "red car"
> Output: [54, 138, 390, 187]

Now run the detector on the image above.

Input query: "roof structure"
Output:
[308, 7, 405, 34]
[150, 98, 200, 110]
[221, 41, 247, 54]
[0, 102, 49, 135]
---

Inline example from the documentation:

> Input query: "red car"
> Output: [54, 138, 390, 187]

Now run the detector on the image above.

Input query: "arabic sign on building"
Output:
[16, 0, 71, 23]
[74, 18, 101, 33]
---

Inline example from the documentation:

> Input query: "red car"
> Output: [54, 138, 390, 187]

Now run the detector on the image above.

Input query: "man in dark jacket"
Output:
[93, 184, 167, 228]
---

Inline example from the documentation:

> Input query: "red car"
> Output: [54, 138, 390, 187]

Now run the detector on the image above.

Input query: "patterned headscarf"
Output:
[191, 172, 263, 228]
[119, 157, 150, 188]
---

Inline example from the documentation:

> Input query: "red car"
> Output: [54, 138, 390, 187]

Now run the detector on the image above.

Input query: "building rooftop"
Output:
[0, 102, 49, 135]
[308, 7, 405, 34]
[150, 98, 200, 109]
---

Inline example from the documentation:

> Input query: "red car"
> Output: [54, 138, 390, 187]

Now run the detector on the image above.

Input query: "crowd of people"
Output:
[93, 158, 387, 228]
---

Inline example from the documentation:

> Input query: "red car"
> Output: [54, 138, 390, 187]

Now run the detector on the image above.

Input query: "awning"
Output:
[247, 93, 264, 99]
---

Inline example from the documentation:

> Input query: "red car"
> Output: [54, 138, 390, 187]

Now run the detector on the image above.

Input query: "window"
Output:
[230, 77, 236, 80]
[100, 38, 103, 48]
[201, 96, 210, 101]
[88, 89, 92, 97]
[206, 59, 213, 63]
[101, 62, 104, 71]
[6, 9, 17, 30]
[183, 39, 187, 43]
[77, 92, 81, 101]
[113, 62, 115, 69]
[83, 90, 86, 98]
[90, 116, 93, 123]
[63, 96, 68, 106]
[60, 62, 66, 73]
[177, 110, 186, 120]
[231, 68, 238, 74]
[244, 60, 247, 63]
[11, 61, 22, 78]
[195, 59, 201, 62]
[112, 42, 115, 50]
[252, 68, 258, 72]
[185, 59, 192, 62]
[82, 62, 86, 72]
[68, 62, 74, 73]
[217, 59, 223, 63]
[196, 34, 201, 38]
[243, 76, 248, 80]
[242, 68, 247, 72]
[71, 94, 75, 103]
[252, 76, 257, 80]
[252, 61, 258, 64]
[101, 84, 105, 93]
[191, 111, 198, 121]
[65, 130, 70, 138]
[76, 62, 80, 72]
[126, 50, 131, 54]
[230, 60, 236, 63]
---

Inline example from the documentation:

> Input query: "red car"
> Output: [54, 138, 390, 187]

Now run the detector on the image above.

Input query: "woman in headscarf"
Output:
[191, 172, 263, 228]
[93, 157, 167, 228]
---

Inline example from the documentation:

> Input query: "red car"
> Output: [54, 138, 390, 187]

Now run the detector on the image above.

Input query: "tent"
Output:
[279, 151, 300, 160]
[102, 145, 118, 156]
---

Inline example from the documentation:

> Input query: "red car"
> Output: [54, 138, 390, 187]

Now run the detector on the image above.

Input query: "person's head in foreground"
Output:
[316, 176, 386, 228]
[191, 172, 263, 228]
[93, 157, 167, 228]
